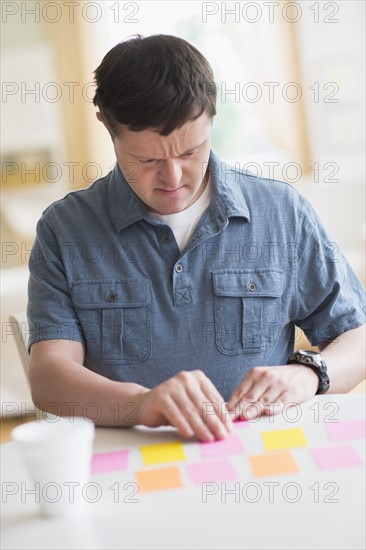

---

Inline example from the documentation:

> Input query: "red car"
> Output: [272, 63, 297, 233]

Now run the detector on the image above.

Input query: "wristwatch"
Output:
[287, 349, 330, 394]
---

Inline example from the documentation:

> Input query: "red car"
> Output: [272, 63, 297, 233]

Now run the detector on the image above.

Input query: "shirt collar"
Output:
[108, 150, 250, 234]
[108, 163, 146, 233]
[208, 150, 250, 230]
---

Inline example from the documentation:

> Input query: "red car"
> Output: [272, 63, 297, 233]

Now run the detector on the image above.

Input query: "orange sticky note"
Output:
[249, 452, 299, 477]
[262, 428, 307, 451]
[136, 467, 183, 492]
[140, 441, 186, 465]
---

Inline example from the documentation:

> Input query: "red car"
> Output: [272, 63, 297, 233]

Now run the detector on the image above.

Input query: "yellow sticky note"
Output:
[262, 428, 307, 451]
[136, 467, 183, 492]
[249, 452, 299, 477]
[140, 441, 186, 465]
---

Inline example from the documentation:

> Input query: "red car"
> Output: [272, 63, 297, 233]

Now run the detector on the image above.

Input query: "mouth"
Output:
[156, 187, 184, 196]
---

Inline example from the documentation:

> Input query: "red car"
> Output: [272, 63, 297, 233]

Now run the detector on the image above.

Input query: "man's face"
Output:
[110, 112, 212, 215]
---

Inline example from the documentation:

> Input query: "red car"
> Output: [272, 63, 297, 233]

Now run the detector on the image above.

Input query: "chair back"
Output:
[8, 312, 30, 387]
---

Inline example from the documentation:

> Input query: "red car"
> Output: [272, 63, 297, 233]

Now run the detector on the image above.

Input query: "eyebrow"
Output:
[125, 139, 207, 161]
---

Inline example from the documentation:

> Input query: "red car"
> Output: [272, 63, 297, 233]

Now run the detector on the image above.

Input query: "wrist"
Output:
[287, 349, 330, 394]
[133, 386, 150, 424]
[289, 363, 319, 395]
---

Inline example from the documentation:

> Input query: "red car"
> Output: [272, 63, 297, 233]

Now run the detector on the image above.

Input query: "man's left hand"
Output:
[227, 364, 319, 419]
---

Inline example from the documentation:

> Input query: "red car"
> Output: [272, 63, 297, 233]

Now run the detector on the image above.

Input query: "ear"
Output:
[96, 111, 105, 124]
[96, 111, 114, 141]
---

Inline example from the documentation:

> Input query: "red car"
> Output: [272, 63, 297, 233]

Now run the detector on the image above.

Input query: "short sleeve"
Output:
[294, 197, 365, 346]
[27, 215, 85, 350]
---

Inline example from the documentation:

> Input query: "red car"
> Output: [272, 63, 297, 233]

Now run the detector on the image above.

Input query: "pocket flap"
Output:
[212, 269, 283, 298]
[72, 279, 150, 308]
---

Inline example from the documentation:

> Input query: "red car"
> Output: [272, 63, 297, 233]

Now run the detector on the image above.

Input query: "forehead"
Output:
[114, 112, 212, 157]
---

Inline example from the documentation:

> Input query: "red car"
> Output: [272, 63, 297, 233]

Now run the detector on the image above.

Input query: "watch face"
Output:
[299, 349, 318, 358]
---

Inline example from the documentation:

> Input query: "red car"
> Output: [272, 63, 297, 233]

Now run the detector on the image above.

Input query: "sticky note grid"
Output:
[90, 414, 365, 492]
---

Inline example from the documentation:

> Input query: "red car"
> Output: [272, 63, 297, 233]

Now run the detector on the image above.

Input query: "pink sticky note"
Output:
[91, 450, 129, 474]
[326, 420, 366, 441]
[186, 460, 239, 484]
[233, 419, 249, 429]
[311, 445, 363, 469]
[200, 434, 245, 458]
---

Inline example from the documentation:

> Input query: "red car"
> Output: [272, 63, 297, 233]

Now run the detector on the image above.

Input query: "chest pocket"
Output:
[212, 269, 283, 355]
[72, 279, 151, 363]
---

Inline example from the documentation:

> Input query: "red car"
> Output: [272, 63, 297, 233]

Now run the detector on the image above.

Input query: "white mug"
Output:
[12, 416, 95, 518]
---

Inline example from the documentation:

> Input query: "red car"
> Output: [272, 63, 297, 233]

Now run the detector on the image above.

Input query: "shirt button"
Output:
[175, 264, 183, 273]
[162, 233, 171, 243]
[247, 282, 256, 292]
[107, 292, 118, 302]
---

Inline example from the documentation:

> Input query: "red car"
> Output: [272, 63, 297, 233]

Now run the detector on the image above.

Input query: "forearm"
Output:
[319, 323, 366, 393]
[30, 352, 147, 427]
[29, 350, 233, 441]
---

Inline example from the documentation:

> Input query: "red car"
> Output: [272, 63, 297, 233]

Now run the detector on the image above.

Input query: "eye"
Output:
[182, 150, 196, 158]
[140, 159, 157, 164]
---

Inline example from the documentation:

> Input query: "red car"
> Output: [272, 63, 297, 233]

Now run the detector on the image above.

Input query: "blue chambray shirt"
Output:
[28, 151, 365, 400]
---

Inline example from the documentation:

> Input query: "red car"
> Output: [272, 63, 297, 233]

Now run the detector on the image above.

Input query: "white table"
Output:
[1, 394, 365, 550]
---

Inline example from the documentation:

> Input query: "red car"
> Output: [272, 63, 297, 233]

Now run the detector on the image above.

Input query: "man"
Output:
[28, 34, 365, 442]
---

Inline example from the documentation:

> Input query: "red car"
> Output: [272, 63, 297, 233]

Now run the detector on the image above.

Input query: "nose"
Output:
[158, 159, 182, 189]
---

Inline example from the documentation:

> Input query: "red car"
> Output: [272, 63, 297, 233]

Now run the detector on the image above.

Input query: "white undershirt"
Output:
[151, 179, 212, 252]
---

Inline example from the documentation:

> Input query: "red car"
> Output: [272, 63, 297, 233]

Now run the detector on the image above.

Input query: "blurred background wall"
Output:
[1, 1, 365, 413]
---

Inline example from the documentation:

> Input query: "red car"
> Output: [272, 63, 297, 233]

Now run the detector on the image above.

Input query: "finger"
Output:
[159, 395, 196, 439]
[262, 389, 301, 417]
[256, 385, 286, 416]
[186, 383, 230, 441]
[199, 377, 234, 433]
[167, 378, 219, 441]
[230, 381, 274, 419]
[187, 411, 218, 442]
[227, 374, 257, 413]
[177, 394, 218, 442]
[176, 370, 233, 439]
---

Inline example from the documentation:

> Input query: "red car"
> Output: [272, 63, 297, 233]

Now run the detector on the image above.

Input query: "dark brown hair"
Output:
[93, 34, 217, 136]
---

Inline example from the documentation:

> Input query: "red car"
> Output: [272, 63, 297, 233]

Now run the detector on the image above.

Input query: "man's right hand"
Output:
[135, 370, 233, 442]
